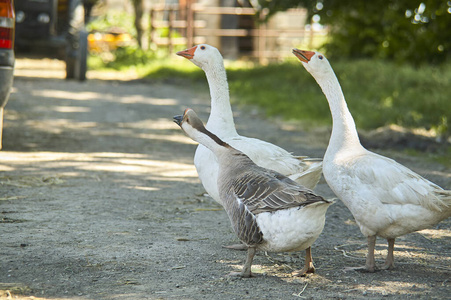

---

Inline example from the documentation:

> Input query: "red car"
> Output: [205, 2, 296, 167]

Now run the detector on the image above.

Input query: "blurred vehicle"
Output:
[0, 0, 15, 149]
[14, 0, 88, 81]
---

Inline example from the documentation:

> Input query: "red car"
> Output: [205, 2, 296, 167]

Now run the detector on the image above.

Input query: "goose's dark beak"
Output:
[292, 49, 315, 63]
[173, 115, 183, 126]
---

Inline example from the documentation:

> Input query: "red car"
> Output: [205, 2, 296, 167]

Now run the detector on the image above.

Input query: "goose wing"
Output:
[226, 136, 323, 190]
[233, 170, 327, 214]
[343, 152, 450, 211]
[225, 169, 328, 247]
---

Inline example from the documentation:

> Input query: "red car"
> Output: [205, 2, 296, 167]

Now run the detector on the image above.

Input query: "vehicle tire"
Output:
[66, 54, 76, 79]
[75, 30, 88, 81]
[65, 0, 85, 80]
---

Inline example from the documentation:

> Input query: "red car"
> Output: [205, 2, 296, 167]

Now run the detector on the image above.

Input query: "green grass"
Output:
[135, 57, 450, 137]
[88, 50, 451, 138]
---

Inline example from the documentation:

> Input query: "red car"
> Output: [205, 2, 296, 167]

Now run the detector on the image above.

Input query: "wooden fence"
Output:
[149, 4, 327, 62]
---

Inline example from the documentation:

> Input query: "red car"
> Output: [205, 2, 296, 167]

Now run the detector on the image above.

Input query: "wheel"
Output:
[74, 30, 88, 81]
[65, 0, 86, 80]
[66, 54, 76, 79]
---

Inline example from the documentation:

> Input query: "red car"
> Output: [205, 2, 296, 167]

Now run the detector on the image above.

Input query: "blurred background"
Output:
[13, 0, 451, 158]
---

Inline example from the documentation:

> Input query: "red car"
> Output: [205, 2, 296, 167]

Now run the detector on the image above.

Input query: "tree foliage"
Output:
[255, 0, 451, 64]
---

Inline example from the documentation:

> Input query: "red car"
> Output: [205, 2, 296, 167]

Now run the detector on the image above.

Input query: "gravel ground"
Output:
[0, 57, 450, 300]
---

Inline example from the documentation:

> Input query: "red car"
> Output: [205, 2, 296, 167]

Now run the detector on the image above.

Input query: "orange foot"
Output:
[292, 264, 315, 277]
[343, 265, 378, 273]
[227, 271, 254, 278]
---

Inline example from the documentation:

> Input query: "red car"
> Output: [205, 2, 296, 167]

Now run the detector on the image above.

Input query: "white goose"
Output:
[176, 44, 322, 206]
[293, 49, 451, 272]
[174, 108, 333, 277]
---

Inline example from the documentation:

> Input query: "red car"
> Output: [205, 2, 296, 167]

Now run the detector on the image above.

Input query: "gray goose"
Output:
[174, 108, 333, 278]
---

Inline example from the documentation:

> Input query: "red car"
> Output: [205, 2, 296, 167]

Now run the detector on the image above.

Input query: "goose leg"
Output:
[382, 238, 395, 270]
[292, 247, 315, 277]
[344, 235, 377, 272]
[228, 247, 256, 278]
[364, 235, 377, 272]
[222, 243, 248, 251]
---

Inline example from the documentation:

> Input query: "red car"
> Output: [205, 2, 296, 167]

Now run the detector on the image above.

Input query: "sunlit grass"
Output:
[88, 50, 451, 142]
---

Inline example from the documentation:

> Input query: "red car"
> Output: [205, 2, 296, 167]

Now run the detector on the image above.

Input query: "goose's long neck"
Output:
[317, 72, 363, 153]
[193, 126, 245, 166]
[194, 128, 230, 157]
[203, 62, 238, 138]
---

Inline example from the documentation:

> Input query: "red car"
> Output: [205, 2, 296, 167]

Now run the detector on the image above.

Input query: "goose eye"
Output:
[318, 55, 323, 60]
[200, 46, 206, 50]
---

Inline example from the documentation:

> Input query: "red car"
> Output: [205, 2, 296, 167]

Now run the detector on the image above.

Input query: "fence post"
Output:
[168, 6, 174, 54]
[186, 1, 194, 47]
[149, 8, 155, 50]
[257, 9, 268, 64]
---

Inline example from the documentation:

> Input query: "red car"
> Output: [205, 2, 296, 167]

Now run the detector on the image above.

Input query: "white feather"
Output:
[256, 203, 330, 252]
[300, 51, 451, 240]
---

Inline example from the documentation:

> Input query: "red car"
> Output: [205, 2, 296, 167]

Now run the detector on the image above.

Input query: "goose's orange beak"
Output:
[176, 46, 197, 59]
[292, 49, 315, 63]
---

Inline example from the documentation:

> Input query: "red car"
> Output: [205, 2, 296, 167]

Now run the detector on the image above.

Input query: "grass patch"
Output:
[231, 59, 451, 136]
[140, 57, 450, 137]
[88, 50, 451, 140]
[226, 61, 331, 127]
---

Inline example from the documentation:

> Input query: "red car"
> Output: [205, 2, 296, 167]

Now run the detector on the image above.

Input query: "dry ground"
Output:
[0, 57, 450, 299]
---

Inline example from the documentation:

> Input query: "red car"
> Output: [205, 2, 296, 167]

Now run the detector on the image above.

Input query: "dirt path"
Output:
[1, 58, 450, 300]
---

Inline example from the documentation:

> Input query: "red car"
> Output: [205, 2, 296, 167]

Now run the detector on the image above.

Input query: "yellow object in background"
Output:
[88, 31, 133, 53]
